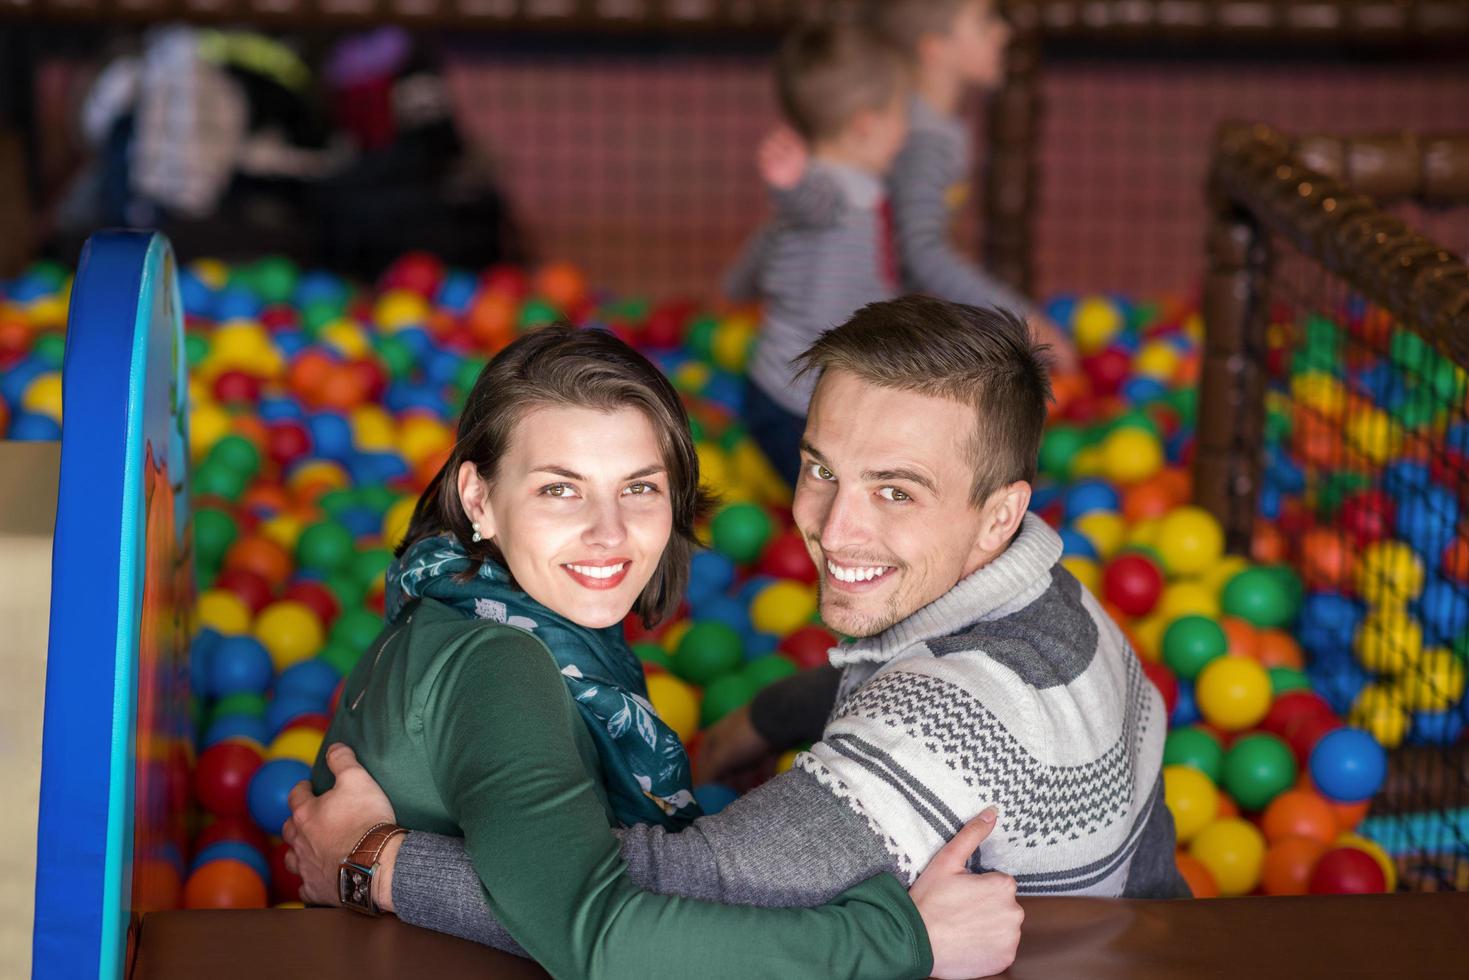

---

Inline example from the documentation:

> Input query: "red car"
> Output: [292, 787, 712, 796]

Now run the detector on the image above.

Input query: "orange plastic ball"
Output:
[1442, 535, 1469, 585]
[183, 859, 268, 909]
[534, 261, 588, 312]
[1251, 519, 1289, 564]
[315, 365, 369, 412]
[1254, 629, 1304, 670]
[1175, 852, 1219, 898]
[1261, 789, 1339, 845]
[468, 292, 517, 351]
[1301, 528, 1355, 590]
[286, 350, 336, 402]
[1330, 798, 1371, 833]
[1261, 836, 1329, 896]
[224, 535, 293, 588]
[1220, 617, 1260, 660]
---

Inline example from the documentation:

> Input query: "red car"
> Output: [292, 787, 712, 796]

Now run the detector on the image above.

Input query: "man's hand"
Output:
[909, 808, 1025, 979]
[693, 704, 775, 785]
[758, 127, 809, 191]
[281, 743, 397, 908]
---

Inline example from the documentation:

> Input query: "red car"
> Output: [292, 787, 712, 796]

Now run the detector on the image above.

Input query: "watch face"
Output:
[340, 863, 373, 911]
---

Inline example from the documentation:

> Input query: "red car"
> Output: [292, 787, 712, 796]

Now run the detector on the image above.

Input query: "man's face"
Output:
[793, 370, 1000, 638]
[945, 0, 1011, 89]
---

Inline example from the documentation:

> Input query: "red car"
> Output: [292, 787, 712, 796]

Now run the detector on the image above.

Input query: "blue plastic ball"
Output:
[213, 285, 263, 321]
[306, 412, 354, 461]
[694, 595, 752, 637]
[1121, 376, 1167, 404]
[0, 355, 46, 405]
[276, 658, 342, 703]
[1307, 661, 1371, 717]
[258, 396, 305, 422]
[247, 758, 312, 835]
[1415, 577, 1469, 645]
[190, 628, 222, 694]
[1171, 679, 1200, 726]
[693, 783, 740, 815]
[203, 715, 271, 749]
[1309, 727, 1387, 803]
[1408, 708, 1467, 747]
[266, 695, 326, 735]
[437, 271, 478, 313]
[688, 551, 736, 604]
[179, 269, 216, 317]
[1064, 479, 1120, 520]
[272, 330, 309, 359]
[207, 636, 274, 698]
[1058, 527, 1098, 560]
[348, 451, 410, 485]
[1045, 295, 1077, 329]
[9, 412, 62, 441]
[744, 631, 780, 658]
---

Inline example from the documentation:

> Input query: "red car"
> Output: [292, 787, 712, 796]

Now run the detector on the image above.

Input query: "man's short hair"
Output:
[866, 0, 973, 57]
[796, 295, 1054, 507]
[775, 23, 908, 143]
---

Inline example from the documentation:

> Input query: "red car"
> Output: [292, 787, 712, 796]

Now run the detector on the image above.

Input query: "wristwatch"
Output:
[339, 821, 408, 915]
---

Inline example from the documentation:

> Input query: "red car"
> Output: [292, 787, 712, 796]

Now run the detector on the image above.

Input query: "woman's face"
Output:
[464, 404, 674, 630]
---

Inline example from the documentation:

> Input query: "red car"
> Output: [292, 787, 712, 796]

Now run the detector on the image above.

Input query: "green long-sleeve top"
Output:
[311, 598, 933, 980]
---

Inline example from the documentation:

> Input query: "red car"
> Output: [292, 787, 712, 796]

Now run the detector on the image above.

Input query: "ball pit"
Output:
[6, 260, 1444, 911]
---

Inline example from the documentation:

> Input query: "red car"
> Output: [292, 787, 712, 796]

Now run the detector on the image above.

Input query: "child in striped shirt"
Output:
[869, 0, 1078, 371]
[725, 24, 912, 487]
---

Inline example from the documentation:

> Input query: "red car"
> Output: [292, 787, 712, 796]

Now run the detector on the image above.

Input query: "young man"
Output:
[285, 298, 1184, 960]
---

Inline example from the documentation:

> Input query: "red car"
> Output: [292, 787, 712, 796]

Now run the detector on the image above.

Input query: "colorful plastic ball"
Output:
[1140, 659, 1177, 716]
[758, 530, 817, 584]
[207, 636, 274, 698]
[1175, 853, 1219, 899]
[1189, 818, 1266, 897]
[1396, 648, 1467, 712]
[192, 840, 271, 883]
[203, 715, 271, 749]
[266, 696, 326, 737]
[693, 783, 740, 816]
[1309, 728, 1387, 803]
[198, 589, 253, 636]
[1063, 479, 1120, 520]
[1261, 836, 1329, 896]
[1102, 553, 1164, 617]
[1163, 726, 1225, 782]
[1073, 512, 1126, 560]
[1220, 565, 1302, 629]
[1196, 655, 1272, 731]
[246, 758, 311, 836]
[1156, 580, 1221, 622]
[1082, 347, 1132, 396]
[1268, 666, 1312, 695]
[1061, 556, 1101, 594]
[1353, 607, 1424, 675]
[743, 653, 800, 689]
[1222, 733, 1297, 812]
[645, 672, 700, 743]
[195, 741, 265, 818]
[225, 535, 294, 589]
[1072, 296, 1124, 354]
[1261, 789, 1339, 846]
[1347, 685, 1410, 748]
[183, 859, 268, 910]
[779, 626, 838, 671]
[1163, 765, 1219, 843]
[673, 622, 744, 686]
[710, 503, 773, 565]
[749, 581, 817, 637]
[700, 673, 760, 727]
[253, 600, 325, 673]
[1153, 507, 1224, 578]
[267, 727, 325, 767]
[1335, 832, 1398, 892]
[1100, 426, 1164, 485]
[1309, 847, 1387, 895]
[1162, 616, 1228, 681]
[296, 520, 356, 575]
[1355, 540, 1425, 607]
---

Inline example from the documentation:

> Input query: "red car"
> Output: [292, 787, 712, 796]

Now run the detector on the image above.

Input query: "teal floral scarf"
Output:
[385, 535, 701, 830]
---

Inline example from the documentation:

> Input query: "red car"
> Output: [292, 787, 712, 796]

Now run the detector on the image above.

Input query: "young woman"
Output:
[286, 325, 1020, 979]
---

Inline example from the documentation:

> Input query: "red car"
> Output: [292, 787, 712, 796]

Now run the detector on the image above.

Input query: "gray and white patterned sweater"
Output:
[388, 515, 1186, 954]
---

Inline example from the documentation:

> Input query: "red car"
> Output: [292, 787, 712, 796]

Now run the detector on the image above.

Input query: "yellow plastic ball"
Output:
[350, 405, 397, 452]
[1072, 297, 1124, 355]
[375, 290, 432, 332]
[197, 589, 252, 635]
[1349, 685, 1409, 748]
[268, 727, 325, 766]
[1200, 554, 1251, 596]
[1102, 427, 1164, 485]
[1164, 764, 1219, 843]
[254, 600, 325, 672]
[1074, 512, 1127, 561]
[1130, 613, 1168, 662]
[1354, 540, 1425, 606]
[211, 320, 272, 367]
[1394, 648, 1466, 712]
[288, 460, 351, 494]
[750, 581, 818, 637]
[397, 415, 454, 467]
[259, 513, 304, 553]
[321, 319, 371, 360]
[696, 443, 731, 492]
[1128, 518, 1162, 550]
[775, 749, 801, 774]
[190, 402, 233, 460]
[1133, 340, 1181, 381]
[731, 439, 792, 506]
[646, 672, 700, 743]
[26, 295, 69, 331]
[1069, 445, 1108, 479]
[1291, 371, 1348, 421]
[191, 258, 230, 289]
[1335, 832, 1397, 892]
[1354, 607, 1424, 675]
[1154, 506, 1225, 578]
[712, 316, 758, 373]
[1061, 556, 1101, 595]
[382, 496, 418, 550]
[673, 361, 711, 394]
[1157, 580, 1222, 622]
[1189, 818, 1266, 896]
[661, 620, 693, 655]
[21, 372, 63, 421]
[1344, 409, 1403, 466]
[1196, 655, 1271, 731]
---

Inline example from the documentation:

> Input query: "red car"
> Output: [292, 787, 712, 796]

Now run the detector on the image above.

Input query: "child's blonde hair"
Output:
[866, 0, 975, 57]
[775, 23, 908, 142]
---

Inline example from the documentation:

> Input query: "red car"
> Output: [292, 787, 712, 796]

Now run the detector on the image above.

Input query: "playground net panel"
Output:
[1200, 124, 1469, 891]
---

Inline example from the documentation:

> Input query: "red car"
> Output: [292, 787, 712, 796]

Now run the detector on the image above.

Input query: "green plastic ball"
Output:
[357, 484, 400, 517]
[742, 653, 800, 689]
[1221, 565, 1302, 629]
[710, 503, 773, 565]
[633, 642, 672, 670]
[211, 691, 267, 721]
[1162, 726, 1225, 782]
[251, 256, 299, 305]
[1161, 615, 1228, 680]
[1039, 425, 1087, 479]
[1221, 732, 1297, 812]
[33, 332, 66, 369]
[673, 622, 744, 686]
[301, 298, 345, 337]
[325, 572, 367, 610]
[195, 506, 239, 569]
[374, 335, 417, 381]
[318, 641, 362, 678]
[185, 332, 211, 369]
[318, 489, 357, 518]
[1268, 666, 1312, 694]
[700, 673, 760, 727]
[193, 460, 248, 501]
[686, 316, 719, 363]
[207, 434, 262, 480]
[352, 547, 394, 590]
[297, 521, 356, 574]
[331, 607, 384, 654]
[518, 298, 561, 331]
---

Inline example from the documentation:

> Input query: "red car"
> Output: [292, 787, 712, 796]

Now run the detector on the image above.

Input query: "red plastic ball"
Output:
[384, 252, 446, 298]
[481, 265, 530, 300]
[1140, 659, 1178, 716]
[195, 741, 265, 818]
[214, 370, 264, 406]
[345, 358, 387, 403]
[1103, 553, 1165, 617]
[265, 420, 313, 469]
[1082, 347, 1132, 396]
[282, 580, 341, 629]
[214, 566, 276, 616]
[1309, 847, 1387, 894]
[260, 305, 299, 332]
[1286, 714, 1343, 768]
[759, 531, 818, 584]
[281, 712, 332, 734]
[1259, 690, 1336, 741]
[779, 626, 839, 671]
[641, 305, 687, 349]
[1339, 491, 1394, 548]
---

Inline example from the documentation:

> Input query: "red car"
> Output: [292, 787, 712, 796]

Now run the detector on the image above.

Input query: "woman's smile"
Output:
[562, 558, 632, 590]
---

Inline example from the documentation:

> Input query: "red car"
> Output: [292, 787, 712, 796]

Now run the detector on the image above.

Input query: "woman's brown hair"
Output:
[397, 325, 713, 626]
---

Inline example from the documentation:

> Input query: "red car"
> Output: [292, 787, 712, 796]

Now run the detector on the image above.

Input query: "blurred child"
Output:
[869, 0, 1078, 370]
[724, 24, 911, 487]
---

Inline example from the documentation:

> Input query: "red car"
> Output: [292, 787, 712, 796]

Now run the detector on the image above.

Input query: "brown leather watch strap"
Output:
[346, 822, 407, 869]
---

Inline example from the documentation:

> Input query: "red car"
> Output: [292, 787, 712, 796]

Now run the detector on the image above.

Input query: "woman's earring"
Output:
[471, 524, 482, 544]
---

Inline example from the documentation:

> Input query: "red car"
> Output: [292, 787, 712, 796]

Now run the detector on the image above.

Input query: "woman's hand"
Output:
[909, 808, 1024, 979]
[693, 704, 775, 784]
[758, 127, 810, 191]
[282, 743, 397, 907]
